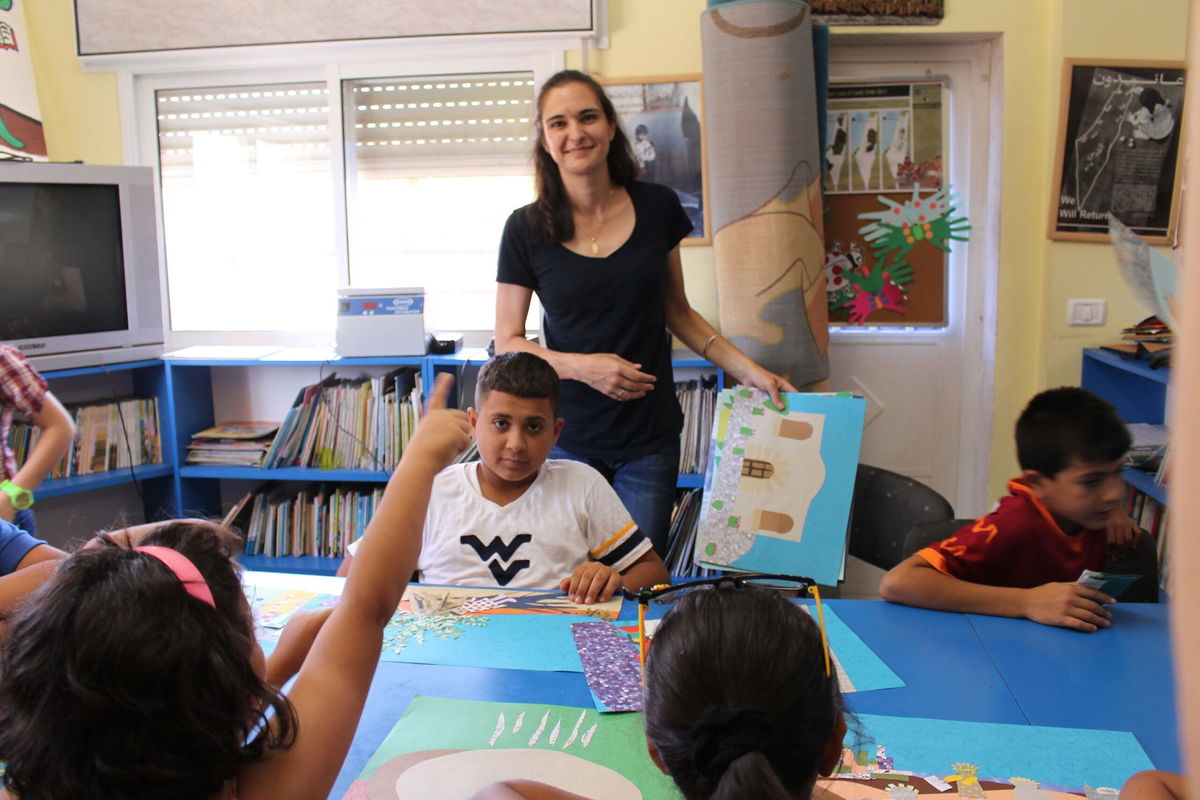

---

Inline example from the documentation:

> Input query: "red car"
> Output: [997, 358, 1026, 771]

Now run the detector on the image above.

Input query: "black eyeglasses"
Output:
[621, 573, 831, 680]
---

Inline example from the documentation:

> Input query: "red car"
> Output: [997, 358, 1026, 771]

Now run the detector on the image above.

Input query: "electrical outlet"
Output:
[1067, 299, 1107, 326]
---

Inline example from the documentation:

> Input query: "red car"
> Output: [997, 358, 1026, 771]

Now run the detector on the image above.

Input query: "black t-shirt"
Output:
[497, 181, 692, 459]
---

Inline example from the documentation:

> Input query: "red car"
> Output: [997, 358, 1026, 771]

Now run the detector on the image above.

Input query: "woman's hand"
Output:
[573, 353, 655, 402]
[731, 363, 798, 409]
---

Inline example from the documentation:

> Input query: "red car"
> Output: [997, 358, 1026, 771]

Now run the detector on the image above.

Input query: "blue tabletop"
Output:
[967, 603, 1179, 772]
[284, 585, 1176, 799]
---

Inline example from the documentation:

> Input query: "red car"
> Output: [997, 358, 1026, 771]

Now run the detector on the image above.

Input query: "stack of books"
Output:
[241, 482, 386, 557]
[263, 367, 423, 471]
[1125, 422, 1169, 472]
[1101, 316, 1172, 362]
[662, 488, 718, 578]
[676, 375, 717, 474]
[186, 422, 279, 467]
[10, 396, 162, 478]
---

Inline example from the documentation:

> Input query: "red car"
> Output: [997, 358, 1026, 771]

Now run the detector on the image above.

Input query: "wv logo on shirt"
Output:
[460, 534, 532, 586]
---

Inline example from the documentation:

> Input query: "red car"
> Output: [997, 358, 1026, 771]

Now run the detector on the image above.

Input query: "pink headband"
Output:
[134, 546, 217, 608]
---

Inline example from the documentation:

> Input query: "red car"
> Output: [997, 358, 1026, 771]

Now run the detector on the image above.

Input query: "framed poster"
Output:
[602, 76, 709, 244]
[1049, 60, 1186, 244]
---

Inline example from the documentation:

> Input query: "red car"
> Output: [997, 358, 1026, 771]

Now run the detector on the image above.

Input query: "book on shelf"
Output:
[1124, 422, 1168, 472]
[261, 368, 423, 472]
[10, 395, 162, 479]
[187, 421, 278, 467]
[676, 375, 717, 475]
[240, 482, 385, 558]
[1123, 484, 1170, 593]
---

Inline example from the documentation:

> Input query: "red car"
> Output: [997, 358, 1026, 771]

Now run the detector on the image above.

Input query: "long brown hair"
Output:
[526, 69, 639, 244]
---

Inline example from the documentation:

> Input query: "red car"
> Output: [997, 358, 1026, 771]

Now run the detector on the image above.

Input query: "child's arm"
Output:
[239, 375, 471, 800]
[264, 608, 333, 688]
[469, 780, 592, 800]
[879, 554, 1115, 632]
[1121, 771, 1187, 800]
[1, 392, 74, 522]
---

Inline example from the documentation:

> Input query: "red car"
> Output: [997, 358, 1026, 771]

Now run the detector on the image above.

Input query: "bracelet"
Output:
[701, 333, 721, 361]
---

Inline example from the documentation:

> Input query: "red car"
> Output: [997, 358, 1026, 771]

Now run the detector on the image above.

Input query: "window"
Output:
[145, 56, 552, 339]
[157, 82, 336, 332]
[343, 73, 536, 332]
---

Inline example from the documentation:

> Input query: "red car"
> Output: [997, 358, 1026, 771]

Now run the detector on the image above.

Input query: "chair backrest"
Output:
[847, 464, 954, 570]
[904, 517, 977, 559]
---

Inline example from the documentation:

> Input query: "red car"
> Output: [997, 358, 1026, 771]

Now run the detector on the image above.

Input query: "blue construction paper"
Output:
[854, 713, 1154, 791]
[800, 602, 903, 692]
[379, 612, 587, 672]
[696, 389, 865, 585]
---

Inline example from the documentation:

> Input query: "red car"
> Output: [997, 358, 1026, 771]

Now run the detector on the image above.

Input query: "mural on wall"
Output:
[701, 0, 830, 388]
[0, 0, 47, 160]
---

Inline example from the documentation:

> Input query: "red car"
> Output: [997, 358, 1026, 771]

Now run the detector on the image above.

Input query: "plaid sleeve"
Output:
[582, 473, 651, 572]
[0, 346, 48, 420]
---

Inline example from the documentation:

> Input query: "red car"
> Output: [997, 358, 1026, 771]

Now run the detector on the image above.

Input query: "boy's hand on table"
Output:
[1022, 582, 1114, 632]
[560, 562, 622, 604]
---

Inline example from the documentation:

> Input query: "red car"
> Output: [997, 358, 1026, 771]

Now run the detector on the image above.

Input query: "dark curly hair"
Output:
[643, 586, 844, 800]
[476, 350, 560, 413]
[526, 69, 639, 244]
[0, 520, 298, 800]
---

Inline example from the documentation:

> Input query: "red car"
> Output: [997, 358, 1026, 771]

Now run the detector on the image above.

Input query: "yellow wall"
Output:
[24, 0, 1189, 499]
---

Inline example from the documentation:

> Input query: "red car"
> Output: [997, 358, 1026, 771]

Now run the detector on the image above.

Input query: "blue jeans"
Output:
[13, 508, 36, 539]
[550, 441, 680, 558]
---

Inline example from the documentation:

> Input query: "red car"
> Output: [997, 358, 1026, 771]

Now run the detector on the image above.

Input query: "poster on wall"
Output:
[1049, 60, 1185, 244]
[823, 82, 954, 326]
[603, 76, 709, 243]
[0, 0, 47, 161]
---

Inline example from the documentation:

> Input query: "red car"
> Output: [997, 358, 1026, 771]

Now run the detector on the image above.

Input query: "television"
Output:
[0, 162, 164, 371]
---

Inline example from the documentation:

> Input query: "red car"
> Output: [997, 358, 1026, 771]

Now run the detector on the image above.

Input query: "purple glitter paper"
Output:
[570, 620, 644, 712]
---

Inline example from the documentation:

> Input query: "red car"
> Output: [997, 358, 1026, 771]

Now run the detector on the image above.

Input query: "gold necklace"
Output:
[586, 188, 614, 255]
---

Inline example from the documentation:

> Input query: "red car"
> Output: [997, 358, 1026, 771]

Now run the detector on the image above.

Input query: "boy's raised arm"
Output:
[879, 555, 1115, 632]
[240, 374, 471, 800]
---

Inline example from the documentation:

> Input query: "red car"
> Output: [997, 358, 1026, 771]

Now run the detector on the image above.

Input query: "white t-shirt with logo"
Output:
[349, 459, 650, 589]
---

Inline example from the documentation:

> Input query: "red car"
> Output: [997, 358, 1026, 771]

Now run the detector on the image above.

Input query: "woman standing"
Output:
[495, 70, 796, 556]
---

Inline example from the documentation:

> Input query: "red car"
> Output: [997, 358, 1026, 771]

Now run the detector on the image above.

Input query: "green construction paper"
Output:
[353, 695, 679, 798]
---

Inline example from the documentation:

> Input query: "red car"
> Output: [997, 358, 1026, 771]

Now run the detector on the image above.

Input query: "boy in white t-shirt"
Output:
[341, 352, 667, 604]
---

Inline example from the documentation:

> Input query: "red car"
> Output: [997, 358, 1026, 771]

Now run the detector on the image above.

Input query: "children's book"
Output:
[693, 388, 866, 585]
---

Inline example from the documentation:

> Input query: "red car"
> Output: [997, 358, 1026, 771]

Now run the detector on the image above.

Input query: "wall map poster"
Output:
[1050, 60, 1185, 244]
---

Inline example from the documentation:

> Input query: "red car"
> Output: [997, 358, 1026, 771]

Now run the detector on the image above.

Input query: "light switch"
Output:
[1067, 299, 1107, 326]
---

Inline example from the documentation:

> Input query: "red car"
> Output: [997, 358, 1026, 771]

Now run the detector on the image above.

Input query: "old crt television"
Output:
[0, 162, 164, 370]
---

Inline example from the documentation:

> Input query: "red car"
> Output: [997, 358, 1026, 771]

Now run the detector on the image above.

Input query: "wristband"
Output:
[0, 480, 34, 510]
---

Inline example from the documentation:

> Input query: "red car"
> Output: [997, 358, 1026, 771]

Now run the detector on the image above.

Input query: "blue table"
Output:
[242, 570, 1173, 799]
[968, 603, 1179, 772]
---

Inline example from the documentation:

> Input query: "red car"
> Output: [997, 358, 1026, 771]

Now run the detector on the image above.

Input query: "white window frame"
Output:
[111, 36, 574, 349]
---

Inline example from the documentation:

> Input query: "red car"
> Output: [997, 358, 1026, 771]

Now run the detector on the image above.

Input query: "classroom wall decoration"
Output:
[0, 0, 47, 161]
[701, 0, 830, 387]
[823, 82, 960, 326]
[342, 695, 677, 799]
[693, 388, 865, 585]
[603, 77, 709, 243]
[1050, 60, 1186, 244]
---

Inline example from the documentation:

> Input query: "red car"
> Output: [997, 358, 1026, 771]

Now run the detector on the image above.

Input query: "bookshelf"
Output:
[34, 360, 177, 516]
[1080, 348, 1170, 590]
[162, 350, 719, 573]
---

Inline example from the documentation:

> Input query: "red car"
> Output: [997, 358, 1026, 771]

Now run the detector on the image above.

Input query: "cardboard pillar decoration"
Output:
[702, 0, 829, 386]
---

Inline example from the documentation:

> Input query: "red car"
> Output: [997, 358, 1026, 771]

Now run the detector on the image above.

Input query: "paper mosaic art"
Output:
[342, 697, 1153, 800]
[341, 695, 677, 800]
[694, 388, 866, 584]
[248, 583, 622, 672]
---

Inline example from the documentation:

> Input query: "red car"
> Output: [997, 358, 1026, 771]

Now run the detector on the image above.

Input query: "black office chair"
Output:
[847, 464, 955, 571]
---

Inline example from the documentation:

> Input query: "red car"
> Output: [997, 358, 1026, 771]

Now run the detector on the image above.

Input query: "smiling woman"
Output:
[493, 69, 796, 557]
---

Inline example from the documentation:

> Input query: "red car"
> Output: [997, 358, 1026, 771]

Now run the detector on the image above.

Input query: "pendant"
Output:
[590, 238, 599, 255]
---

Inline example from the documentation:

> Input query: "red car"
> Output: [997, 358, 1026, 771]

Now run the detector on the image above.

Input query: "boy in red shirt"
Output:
[881, 387, 1141, 632]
